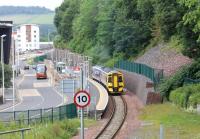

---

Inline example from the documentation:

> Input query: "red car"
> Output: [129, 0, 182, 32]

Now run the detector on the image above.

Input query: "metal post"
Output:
[40, 109, 42, 123]
[21, 130, 24, 139]
[51, 107, 53, 123]
[73, 80, 75, 97]
[14, 111, 16, 121]
[80, 68, 84, 139]
[1, 35, 6, 104]
[27, 110, 30, 125]
[13, 40, 15, 119]
[95, 96, 97, 120]
[62, 80, 64, 104]
[59, 106, 61, 120]
[160, 124, 164, 139]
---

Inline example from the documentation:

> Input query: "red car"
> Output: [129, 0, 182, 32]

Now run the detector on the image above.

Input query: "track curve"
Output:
[95, 95, 127, 139]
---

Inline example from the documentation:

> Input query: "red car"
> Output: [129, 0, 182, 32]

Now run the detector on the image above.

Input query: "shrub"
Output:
[159, 59, 200, 100]
[188, 93, 200, 108]
[169, 84, 200, 108]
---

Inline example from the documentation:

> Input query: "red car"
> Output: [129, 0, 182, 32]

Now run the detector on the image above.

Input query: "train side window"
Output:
[118, 76, 123, 82]
[108, 77, 112, 83]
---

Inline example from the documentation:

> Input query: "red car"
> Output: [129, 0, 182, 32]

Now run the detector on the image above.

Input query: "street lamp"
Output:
[1, 34, 6, 103]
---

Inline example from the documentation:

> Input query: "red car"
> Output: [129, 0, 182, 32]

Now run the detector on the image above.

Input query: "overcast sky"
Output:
[0, 0, 64, 10]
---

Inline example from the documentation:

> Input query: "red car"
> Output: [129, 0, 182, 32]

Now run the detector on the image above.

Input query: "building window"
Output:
[26, 44, 28, 47]
[34, 35, 36, 38]
[34, 31, 36, 33]
[17, 35, 20, 38]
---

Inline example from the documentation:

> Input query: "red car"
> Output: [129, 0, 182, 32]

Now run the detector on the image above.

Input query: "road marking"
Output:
[53, 87, 67, 106]
[24, 74, 35, 77]
[33, 82, 50, 88]
[19, 89, 41, 97]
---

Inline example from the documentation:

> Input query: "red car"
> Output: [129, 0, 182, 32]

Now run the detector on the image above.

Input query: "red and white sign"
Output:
[74, 90, 90, 108]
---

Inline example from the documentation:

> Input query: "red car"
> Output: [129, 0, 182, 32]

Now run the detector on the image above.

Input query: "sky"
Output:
[0, 0, 64, 10]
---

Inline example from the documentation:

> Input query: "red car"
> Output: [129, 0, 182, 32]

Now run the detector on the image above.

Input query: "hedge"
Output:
[169, 84, 200, 108]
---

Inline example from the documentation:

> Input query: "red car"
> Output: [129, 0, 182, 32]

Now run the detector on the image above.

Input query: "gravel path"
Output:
[136, 43, 192, 76]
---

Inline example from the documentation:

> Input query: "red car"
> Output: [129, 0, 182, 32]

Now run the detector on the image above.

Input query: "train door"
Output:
[113, 73, 118, 92]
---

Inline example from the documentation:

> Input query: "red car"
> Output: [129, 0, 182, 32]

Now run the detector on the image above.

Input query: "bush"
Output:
[159, 59, 200, 100]
[169, 84, 200, 108]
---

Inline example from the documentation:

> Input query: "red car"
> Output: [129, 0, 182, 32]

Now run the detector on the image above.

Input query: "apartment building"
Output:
[14, 24, 40, 52]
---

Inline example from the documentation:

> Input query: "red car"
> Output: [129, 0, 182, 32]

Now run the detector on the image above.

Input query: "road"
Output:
[1, 65, 63, 112]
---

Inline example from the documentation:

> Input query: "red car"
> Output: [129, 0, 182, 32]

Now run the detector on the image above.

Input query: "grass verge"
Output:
[137, 103, 200, 139]
[0, 118, 96, 139]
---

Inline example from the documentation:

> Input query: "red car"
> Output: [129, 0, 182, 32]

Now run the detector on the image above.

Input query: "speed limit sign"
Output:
[74, 90, 91, 108]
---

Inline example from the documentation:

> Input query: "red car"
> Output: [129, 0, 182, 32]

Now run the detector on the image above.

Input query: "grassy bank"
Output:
[138, 103, 200, 138]
[0, 119, 96, 139]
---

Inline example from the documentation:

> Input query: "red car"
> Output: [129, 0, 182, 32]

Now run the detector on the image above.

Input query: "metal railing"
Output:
[184, 77, 200, 85]
[0, 128, 31, 139]
[0, 104, 77, 125]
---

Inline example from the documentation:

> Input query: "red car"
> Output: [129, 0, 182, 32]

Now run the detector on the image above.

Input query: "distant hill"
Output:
[0, 6, 53, 15]
[0, 13, 55, 24]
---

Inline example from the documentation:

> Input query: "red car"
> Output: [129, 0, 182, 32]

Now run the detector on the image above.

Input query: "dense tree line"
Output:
[54, 0, 200, 65]
[0, 6, 53, 15]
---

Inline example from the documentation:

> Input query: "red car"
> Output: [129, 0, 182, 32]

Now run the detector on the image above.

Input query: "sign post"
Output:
[74, 90, 90, 139]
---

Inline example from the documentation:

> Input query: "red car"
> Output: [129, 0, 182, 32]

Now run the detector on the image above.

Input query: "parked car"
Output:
[32, 65, 37, 69]
[24, 65, 29, 70]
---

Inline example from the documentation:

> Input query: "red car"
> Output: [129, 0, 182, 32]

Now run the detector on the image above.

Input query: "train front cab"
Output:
[107, 72, 124, 94]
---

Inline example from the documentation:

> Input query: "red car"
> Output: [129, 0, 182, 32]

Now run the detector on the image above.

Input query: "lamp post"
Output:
[1, 34, 6, 103]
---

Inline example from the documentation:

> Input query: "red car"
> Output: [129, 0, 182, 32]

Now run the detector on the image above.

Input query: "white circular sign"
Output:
[74, 90, 90, 108]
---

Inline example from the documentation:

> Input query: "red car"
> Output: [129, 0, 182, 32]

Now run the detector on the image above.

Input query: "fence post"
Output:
[66, 105, 68, 118]
[27, 110, 30, 125]
[40, 109, 42, 123]
[14, 111, 16, 121]
[51, 107, 53, 123]
[160, 124, 164, 139]
[21, 130, 24, 139]
[59, 106, 61, 120]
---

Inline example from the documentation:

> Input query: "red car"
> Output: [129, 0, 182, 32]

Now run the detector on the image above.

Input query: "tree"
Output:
[0, 64, 12, 88]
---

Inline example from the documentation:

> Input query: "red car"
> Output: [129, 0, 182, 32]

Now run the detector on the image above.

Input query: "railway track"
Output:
[95, 95, 127, 139]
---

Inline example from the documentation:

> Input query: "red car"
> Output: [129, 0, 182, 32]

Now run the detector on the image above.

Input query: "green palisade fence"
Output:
[34, 55, 47, 63]
[114, 60, 163, 84]
[0, 104, 77, 125]
[184, 78, 200, 85]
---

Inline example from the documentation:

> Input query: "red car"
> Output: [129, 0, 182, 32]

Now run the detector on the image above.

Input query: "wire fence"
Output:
[129, 123, 200, 139]
[0, 104, 77, 125]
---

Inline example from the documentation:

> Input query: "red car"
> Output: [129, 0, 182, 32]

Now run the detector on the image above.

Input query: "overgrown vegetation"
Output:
[0, 119, 96, 139]
[159, 59, 200, 100]
[0, 64, 12, 88]
[54, 0, 200, 65]
[170, 84, 200, 109]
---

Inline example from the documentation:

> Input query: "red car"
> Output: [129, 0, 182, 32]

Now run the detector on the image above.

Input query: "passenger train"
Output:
[92, 66, 125, 94]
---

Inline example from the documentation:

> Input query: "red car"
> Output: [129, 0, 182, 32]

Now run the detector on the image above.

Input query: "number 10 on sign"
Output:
[74, 90, 91, 108]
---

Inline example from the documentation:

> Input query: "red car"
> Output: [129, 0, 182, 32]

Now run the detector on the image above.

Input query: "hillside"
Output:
[0, 6, 53, 15]
[135, 43, 192, 76]
[0, 13, 54, 25]
[54, 0, 199, 66]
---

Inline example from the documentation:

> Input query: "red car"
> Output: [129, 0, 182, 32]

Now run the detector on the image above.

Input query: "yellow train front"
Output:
[92, 66, 125, 94]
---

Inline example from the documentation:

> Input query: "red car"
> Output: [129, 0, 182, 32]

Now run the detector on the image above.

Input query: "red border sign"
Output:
[74, 90, 91, 108]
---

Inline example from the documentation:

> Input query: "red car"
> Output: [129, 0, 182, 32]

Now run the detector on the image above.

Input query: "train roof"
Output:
[93, 66, 120, 74]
